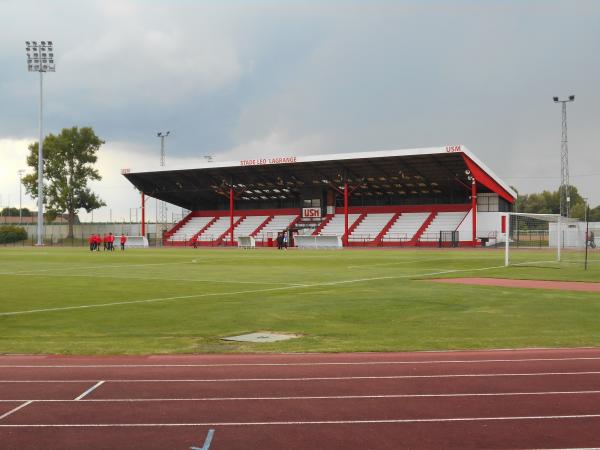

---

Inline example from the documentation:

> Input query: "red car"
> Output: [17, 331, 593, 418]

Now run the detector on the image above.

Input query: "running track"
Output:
[2, 348, 600, 449]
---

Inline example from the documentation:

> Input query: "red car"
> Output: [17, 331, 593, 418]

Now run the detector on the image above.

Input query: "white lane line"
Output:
[3, 356, 600, 368]
[2, 370, 600, 383]
[2, 390, 600, 402]
[0, 264, 512, 317]
[74, 381, 105, 400]
[3, 414, 600, 427]
[0, 401, 32, 420]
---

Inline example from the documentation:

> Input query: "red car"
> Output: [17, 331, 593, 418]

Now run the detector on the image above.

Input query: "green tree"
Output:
[22, 126, 106, 238]
[515, 185, 587, 217]
[1, 207, 31, 217]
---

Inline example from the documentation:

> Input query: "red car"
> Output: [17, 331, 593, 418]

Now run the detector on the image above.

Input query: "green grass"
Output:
[0, 246, 599, 354]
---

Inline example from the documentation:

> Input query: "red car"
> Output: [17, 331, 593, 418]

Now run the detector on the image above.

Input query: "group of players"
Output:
[88, 233, 127, 251]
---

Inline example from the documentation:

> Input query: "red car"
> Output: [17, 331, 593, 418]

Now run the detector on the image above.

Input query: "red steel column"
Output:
[141, 192, 145, 236]
[471, 181, 477, 246]
[344, 181, 349, 247]
[229, 186, 234, 246]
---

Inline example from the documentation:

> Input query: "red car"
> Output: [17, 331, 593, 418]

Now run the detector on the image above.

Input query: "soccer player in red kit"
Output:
[120, 234, 127, 251]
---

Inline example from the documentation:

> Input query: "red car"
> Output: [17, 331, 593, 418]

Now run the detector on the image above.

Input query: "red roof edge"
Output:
[461, 154, 515, 203]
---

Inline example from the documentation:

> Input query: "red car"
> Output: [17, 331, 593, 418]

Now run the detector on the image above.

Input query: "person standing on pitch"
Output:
[120, 233, 127, 251]
[283, 230, 288, 250]
[276, 232, 283, 250]
[108, 232, 115, 251]
[88, 234, 95, 251]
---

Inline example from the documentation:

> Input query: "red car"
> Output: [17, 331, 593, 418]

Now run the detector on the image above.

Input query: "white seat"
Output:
[318, 214, 360, 236]
[199, 216, 241, 241]
[170, 216, 213, 241]
[257, 215, 298, 240]
[383, 212, 430, 241]
[420, 212, 468, 241]
[233, 216, 268, 238]
[348, 213, 394, 241]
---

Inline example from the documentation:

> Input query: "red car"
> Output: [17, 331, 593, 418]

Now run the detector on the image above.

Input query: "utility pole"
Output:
[553, 95, 575, 218]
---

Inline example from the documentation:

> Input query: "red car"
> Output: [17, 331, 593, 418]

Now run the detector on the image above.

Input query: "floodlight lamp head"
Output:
[569, 95, 575, 101]
[553, 97, 559, 102]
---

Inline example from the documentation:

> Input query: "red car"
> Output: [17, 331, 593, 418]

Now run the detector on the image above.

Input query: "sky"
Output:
[1, 0, 599, 222]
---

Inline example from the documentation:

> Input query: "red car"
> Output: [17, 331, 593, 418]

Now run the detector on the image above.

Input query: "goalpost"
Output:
[504, 213, 561, 267]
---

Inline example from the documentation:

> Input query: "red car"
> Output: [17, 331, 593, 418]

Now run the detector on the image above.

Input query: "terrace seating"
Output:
[198, 216, 241, 241]
[256, 215, 299, 241]
[382, 212, 430, 242]
[233, 216, 268, 238]
[318, 214, 360, 236]
[170, 216, 213, 241]
[348, 213, 395, 242]
[419, 211, 468, 242]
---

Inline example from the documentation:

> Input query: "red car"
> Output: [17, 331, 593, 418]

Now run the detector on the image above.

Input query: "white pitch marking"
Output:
[0, 260, 195, 276]
[0, 264, 508, 317]
[74, 381, 105, 400]
[3, 356, 600, 368]
[2, 370, 600, 383]
[3, 414, 600, 427]
[1, 258, 591, 318]
[0, 401, 32, 420]
[4, 272, 304, 287]
[2, 390, 600, 403]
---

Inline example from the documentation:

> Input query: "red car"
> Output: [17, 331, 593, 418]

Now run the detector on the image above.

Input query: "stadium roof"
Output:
[123, 145, 516, 210]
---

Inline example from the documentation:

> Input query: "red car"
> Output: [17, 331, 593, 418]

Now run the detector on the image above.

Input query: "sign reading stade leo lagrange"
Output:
[240, 156, 297, 166]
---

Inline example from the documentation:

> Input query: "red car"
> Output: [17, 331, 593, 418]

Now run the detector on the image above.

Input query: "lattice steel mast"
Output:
[157, 131, 170, 236]
[553, 95, 574, 218]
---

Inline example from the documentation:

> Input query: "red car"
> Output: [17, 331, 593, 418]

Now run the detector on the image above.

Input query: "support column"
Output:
[141, 192, 145, 236]
[471, 181, 477, 247]
[229, 186, 234, 246]
[344, 181, 349, 247]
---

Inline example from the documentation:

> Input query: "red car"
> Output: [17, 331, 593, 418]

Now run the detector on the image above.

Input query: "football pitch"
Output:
[0, 246, 599, 355]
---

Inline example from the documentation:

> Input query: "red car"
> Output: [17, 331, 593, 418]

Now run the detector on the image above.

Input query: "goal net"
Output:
[504, 213, 561, 267]
[504, 213, 597, 267]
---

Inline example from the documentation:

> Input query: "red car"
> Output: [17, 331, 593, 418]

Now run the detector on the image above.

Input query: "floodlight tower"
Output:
[157, 131, 170, 235]
[553, 95, 575, 218]
[18, 169, 25, 224]
[25, 40, 55, 245]
[157, 131, 170, 167]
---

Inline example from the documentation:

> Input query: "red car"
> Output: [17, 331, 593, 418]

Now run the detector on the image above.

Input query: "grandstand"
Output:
[123, 145, 516, 247]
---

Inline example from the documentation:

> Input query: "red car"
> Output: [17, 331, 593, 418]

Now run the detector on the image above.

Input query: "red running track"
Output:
[1, 348, 600, 449]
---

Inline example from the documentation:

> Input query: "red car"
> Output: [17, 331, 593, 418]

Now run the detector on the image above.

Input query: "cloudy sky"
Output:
[1, 0, 599, 222]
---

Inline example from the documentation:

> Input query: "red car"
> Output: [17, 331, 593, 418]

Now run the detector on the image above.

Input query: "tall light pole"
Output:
[18, 169, 25, 224]
[553, 95, 575, 218]
[157, 131, 170, 237]
[25, 40, 55, 245]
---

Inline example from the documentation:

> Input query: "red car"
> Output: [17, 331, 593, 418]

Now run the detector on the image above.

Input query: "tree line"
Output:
[514, 185, 600, 221]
